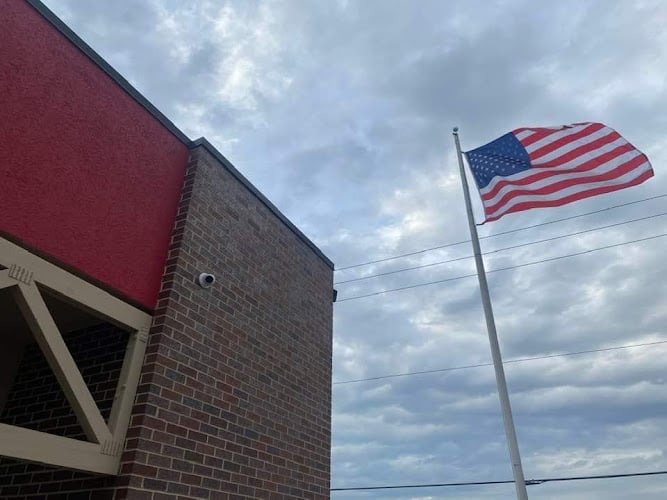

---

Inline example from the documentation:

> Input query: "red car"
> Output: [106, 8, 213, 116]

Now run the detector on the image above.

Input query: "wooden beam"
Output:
[12, 283, 112, 445]
[0, 237, 150, 331]
[0, 423, 119, 475]
[0, 236, 153, 473]
[108, 323, 151, 439]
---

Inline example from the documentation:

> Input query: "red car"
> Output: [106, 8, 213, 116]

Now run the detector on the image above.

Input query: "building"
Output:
[0, 0, 334, 498]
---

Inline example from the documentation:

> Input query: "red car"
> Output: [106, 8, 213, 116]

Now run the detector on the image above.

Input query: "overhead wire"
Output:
[332, 339, 667, 385]
[334, 211, 667, 285]
[334, 193, 667, 271]
[335, 232, 667, 302]
[330, 204, 667, 492]
[330, 470, 667, 491]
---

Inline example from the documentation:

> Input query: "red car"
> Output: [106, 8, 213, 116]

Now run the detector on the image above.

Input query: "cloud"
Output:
[44, 0, 667, 498]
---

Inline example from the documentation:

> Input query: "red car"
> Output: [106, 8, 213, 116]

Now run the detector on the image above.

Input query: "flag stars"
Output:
[465, 132, 531, 188]
[462, 123, 653, 222]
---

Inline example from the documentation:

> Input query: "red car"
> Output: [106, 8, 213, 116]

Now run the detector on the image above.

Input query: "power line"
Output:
[336, 254, 472, 285]
[332, 478, 515, 491]
[330, 469, 667, 491]
[334, 211, 667, 285]
[334, 193, 667, 271]
[335, 232, 667, 302]
[333, 339, 667, 385]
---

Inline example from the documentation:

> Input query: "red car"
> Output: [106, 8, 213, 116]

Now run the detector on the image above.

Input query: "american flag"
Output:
[465, 123, 654, 222]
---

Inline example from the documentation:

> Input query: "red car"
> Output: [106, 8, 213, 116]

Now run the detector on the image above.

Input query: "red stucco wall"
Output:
[0, 0, 189, 309]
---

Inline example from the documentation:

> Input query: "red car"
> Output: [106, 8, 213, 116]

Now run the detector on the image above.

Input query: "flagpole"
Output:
[452, 127, 529, 500]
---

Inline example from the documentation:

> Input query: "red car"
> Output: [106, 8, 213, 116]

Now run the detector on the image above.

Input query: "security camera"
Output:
[197, 273, 216, 288]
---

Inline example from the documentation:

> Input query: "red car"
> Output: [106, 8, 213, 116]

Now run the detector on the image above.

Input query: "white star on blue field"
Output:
[466, 132, 531, 188]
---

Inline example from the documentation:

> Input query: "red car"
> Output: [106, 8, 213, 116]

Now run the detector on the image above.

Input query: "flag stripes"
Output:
[465, 123, 654, 222]
[486, 166, 653, 221]
[481, 148, 642, 207]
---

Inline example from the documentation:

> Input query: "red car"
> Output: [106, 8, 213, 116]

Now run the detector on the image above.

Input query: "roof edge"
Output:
[189, 138, 335, 270]
[27, 0, 334, 270]
[25, 0, 190, 145]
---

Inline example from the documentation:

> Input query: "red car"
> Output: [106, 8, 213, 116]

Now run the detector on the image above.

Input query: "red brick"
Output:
[0, 131, 332, 500]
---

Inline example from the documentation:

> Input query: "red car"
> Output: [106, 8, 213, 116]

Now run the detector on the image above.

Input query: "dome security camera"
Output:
[197, 273, 216, 288]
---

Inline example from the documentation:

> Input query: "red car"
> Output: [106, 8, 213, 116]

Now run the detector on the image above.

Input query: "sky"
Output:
[42, 0, 667, 498]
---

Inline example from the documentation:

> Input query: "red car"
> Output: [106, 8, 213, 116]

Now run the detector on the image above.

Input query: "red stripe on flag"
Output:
[483, 155, 649, 215]
[518, 127, 565, 147]
[527, 123, 606, 160]
[484, 168, 654, 222]
[480, 143, 636, 202]
[531, 130, 623, 168]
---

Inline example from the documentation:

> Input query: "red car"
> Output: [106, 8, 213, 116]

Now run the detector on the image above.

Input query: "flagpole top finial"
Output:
[453, 126, 459, 134]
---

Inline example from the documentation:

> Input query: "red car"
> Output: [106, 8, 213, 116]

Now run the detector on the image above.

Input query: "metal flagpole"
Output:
[452, 127, 529, 500]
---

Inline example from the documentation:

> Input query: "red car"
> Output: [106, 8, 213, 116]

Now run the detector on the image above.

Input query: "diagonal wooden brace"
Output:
[108, 324, 150, 440]
[0, 236, 152, 473]
[11, 283, 112, 445]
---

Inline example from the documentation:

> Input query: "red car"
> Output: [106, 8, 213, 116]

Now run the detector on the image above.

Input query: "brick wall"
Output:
[0, 323, 127, 497]
[0, 144, 333, 499]
[113, 145, 333, 499]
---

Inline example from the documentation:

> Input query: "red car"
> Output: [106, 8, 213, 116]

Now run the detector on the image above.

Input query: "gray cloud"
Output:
[45, 0, 667, 497]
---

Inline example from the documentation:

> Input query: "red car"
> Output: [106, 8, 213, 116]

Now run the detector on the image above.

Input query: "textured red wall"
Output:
[0, 0, 189, 309]
[0, 144, 333, 499]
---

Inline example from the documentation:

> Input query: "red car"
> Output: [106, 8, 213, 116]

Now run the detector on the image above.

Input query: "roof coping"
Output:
[26, 0, 334, 270]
